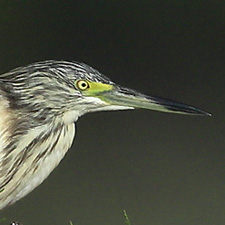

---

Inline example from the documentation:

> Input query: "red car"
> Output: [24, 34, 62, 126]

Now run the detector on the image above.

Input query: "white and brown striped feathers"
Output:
[0, 91, 75, 210]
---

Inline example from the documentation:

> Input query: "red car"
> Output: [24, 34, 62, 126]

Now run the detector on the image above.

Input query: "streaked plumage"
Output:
[0, 60, 210, 210]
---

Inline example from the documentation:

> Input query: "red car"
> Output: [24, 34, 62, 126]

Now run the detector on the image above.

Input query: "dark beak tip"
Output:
[189, 108, 212, 116]
[204, 112, 212, 117]
[193, 109, 212, 116]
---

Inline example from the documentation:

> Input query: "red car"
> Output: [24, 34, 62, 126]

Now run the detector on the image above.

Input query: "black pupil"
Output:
[81, 82, 86, 88]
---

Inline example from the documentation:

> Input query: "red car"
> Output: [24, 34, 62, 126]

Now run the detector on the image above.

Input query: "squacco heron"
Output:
[0, 60, 210, 210]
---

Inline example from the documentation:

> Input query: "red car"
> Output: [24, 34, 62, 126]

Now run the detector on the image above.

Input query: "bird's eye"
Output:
[76, 80, 90, 91]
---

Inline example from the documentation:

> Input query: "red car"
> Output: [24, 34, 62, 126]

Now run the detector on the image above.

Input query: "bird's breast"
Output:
[0, 119, 75, 210]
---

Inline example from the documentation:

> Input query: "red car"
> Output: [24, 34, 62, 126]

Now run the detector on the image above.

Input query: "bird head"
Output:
[1, 60, 210, 127]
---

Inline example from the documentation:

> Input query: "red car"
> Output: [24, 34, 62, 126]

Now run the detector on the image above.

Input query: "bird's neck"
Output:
[0, 116, 76, 210]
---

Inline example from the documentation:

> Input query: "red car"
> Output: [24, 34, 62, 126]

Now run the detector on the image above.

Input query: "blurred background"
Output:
[0, 1, 224, 225]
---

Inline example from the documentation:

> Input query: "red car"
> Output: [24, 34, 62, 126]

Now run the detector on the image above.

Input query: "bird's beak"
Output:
[97, 85, 211, 116]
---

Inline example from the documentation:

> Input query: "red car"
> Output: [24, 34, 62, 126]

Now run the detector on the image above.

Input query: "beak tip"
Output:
[192, 109, 212, 117]
[204, 112, 212, 117]
[187, 108, 212, 116]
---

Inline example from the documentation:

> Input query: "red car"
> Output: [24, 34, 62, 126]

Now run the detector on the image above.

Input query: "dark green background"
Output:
[0, 1, 224, 225]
